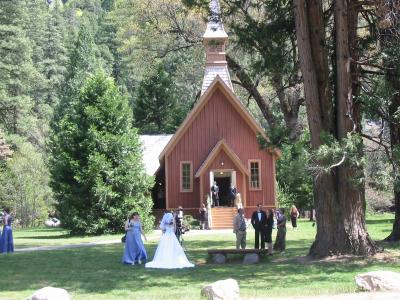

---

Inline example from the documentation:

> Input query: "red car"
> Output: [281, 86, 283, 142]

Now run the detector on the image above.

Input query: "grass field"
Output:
[0, 214, 399, 300]
[12, 227, 121, 249]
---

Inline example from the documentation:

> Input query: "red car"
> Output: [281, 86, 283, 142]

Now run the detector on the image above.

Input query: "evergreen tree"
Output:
[42, 0, 68, 109]
[96, 9, 123, 85]
[134, 62, 179, 134]
[0, 1, 36, 136]
[26, 0, 48, 75]
[53, 21, 102, 126]
[49, 73, 154, 234]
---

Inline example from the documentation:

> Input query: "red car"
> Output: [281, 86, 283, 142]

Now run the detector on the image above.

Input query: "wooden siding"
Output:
[166, 86, 276, 209]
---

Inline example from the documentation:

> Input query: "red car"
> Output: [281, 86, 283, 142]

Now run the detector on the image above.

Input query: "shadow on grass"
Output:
[0, 237, 339, 296]
[14, 227, 68, 233]
[16, 234, 72, 240]
[366, 218, 393, 225]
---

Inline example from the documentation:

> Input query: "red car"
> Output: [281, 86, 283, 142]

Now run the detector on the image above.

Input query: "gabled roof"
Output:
[140, 135, 172, 175]
[201, 65, 232, 95]
[159, 76, 270, 161]
[195, 139, 250, 178]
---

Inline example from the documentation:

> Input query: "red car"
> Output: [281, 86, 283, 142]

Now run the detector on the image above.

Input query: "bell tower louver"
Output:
[201, 0, 233, 95]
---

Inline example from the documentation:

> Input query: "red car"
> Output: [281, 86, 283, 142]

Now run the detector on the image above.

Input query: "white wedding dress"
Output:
[145, 213, 194, 269]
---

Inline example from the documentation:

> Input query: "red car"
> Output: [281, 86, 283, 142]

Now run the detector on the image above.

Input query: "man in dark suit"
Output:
[228, 184, 237, 207]
[251, 203, 267, 249]
[211, 181, 219, 207]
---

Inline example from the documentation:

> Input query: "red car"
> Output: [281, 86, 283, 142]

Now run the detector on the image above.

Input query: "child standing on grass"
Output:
[122, 212, 147, 265]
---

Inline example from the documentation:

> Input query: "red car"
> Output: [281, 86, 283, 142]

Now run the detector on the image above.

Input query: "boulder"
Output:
[28, 287, 70, 300]
[355, 271, 400, 292]
[201, 278, 240, 300]
[242, 253, 259, 264]
[44, 218, 61, 228]
[212, 253, 226, 264]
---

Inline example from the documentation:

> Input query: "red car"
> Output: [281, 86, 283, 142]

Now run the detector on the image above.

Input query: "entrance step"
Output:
[210, 207, 237, 229]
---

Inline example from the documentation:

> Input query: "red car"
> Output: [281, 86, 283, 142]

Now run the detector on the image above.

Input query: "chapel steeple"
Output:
[201, 0, 233, 95]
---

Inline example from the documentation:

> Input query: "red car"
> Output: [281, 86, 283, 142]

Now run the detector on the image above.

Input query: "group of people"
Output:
[0, 208, 14, 253]
[122, 209, 194, 269]
[233, 204, 300, 254]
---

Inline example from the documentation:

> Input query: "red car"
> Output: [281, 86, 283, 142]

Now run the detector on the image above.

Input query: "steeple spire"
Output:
[201, 0, 233, 95]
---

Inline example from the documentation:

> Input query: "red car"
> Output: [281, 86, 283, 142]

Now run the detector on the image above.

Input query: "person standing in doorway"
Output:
[228, 184, 237, 207]
[233, 208, 246, 249]
[211, 181, 219, 207]
[251, 204, 267, 249]
[290, 205, 300, 230]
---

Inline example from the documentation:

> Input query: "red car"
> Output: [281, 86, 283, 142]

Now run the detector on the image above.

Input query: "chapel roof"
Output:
[140, 135, 172, 175]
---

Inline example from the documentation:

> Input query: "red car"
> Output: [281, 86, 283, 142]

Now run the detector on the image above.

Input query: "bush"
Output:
[183, 214, 199, 230]
[0, 137, 54, 227]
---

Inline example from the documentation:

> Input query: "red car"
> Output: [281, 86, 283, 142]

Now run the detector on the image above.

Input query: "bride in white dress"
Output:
[145, 212, 194, 269]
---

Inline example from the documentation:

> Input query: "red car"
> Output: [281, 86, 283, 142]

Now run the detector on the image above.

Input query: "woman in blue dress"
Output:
[0, 208, 14, 253]
[122, 212, 147, 265]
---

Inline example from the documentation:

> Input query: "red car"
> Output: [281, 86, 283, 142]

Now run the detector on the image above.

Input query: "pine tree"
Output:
[53, 21, 102, 127]
[49, 73, 154, 234]
[0, 1, 36, 136]
[42, 0, 68, 108]
[134, 62, 179, 134]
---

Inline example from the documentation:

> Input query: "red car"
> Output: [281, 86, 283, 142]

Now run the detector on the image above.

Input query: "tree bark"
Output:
[334, 0, 375, 255]
[385, 61, 400, 241]
[377, 0, 400, 241]
[294, 0, 338, 256]
[295, 0, 377, 256]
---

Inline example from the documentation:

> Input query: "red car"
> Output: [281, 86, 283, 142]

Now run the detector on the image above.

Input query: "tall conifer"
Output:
[0, 1, 36, 135]
[49, 73, 154, 234]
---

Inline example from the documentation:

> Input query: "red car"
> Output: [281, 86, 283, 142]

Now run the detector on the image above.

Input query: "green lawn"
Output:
[12, 227, 121, 249]
[0, 214, 399, 300]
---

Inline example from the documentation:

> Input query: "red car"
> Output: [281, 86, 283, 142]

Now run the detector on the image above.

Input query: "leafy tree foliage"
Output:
[0, 137, 53, 228]
[276, 133, 313, 212]
[49, 73, 154, 234]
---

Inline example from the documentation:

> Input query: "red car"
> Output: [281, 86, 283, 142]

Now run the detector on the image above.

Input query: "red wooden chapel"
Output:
[146, 0, 280, 228]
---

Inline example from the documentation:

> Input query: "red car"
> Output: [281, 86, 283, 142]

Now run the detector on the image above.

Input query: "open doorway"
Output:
[213, 171, 231, 207]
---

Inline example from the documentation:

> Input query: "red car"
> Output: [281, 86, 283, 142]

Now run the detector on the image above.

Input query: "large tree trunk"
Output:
[295, 0, 377, 256]
[385, 61, 400, 241]
[377, 0, 400, 242]
[294, 0, 338, 256]
[333, 0, 376, 255]
[386, 189, 400, 241]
